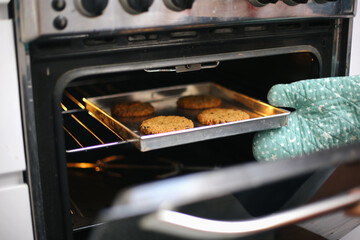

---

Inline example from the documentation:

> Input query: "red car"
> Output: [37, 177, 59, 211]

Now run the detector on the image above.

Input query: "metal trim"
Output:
[54, 45, 323, 92]
[18, 0, 39, 42]
[65, 141, 127, 154]
[345, 17, 354, 76]
[14, 3, 48, 239]
[331, 18, 342, 76]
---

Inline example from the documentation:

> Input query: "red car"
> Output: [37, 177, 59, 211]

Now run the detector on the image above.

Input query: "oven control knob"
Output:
[119, 0, 154, 14]
[282, 0, 308, 5]
[52, 0, 66, 11]
[75, 0, 109, 17]
[163, 0, 195, 12]
[53, 16, 68, 30]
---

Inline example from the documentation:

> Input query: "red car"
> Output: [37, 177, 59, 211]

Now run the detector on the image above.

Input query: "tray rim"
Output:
[84, 82, 290, 151]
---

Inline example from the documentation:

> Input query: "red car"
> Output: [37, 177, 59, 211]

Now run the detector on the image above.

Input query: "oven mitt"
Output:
[253, 75, 360, 161]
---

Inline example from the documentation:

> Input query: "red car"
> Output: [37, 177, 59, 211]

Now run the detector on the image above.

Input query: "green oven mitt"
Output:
[253, 75, 360, 161]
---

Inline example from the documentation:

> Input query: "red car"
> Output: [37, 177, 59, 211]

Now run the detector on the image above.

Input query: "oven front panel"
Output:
[19, 0, 354, 42]
[24, 16, 352, 240]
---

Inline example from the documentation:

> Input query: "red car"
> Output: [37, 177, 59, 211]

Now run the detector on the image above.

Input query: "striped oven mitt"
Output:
[253, 75, 360, 161]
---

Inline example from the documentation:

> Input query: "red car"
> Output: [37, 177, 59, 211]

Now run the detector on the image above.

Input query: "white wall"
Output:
[0, 2, 34, 239]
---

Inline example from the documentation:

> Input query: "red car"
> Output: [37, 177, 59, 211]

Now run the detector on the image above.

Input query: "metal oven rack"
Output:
[62, 87, 127, 154]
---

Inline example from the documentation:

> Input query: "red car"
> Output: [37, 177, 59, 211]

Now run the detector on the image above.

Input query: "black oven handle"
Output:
[140, 188, 360, 239]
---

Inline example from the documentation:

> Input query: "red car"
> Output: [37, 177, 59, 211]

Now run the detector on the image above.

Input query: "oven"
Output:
[12, 0, 360, 240]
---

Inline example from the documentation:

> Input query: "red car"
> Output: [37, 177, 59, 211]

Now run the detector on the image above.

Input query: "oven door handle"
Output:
[141, 188, 360, 239]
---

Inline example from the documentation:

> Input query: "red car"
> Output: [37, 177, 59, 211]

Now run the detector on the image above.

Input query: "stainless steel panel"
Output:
[18, 0, 355, 42]
[84, 82, 289, 152]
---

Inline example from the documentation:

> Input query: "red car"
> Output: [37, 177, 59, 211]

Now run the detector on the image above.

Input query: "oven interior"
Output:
[63, 52, 321, 237]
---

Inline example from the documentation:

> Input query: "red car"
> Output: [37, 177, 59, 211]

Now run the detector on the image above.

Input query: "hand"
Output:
[253, 75, 360, 161]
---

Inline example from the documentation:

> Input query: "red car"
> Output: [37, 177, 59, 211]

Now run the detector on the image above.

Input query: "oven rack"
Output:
[62, 88, 128, 154]
[62, 74, 198, 155]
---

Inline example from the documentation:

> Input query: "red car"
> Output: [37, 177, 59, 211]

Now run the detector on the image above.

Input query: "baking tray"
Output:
[84, 82, 290, 152]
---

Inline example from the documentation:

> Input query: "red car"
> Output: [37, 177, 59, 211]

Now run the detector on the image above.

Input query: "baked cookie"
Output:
[140, 116, 194, 135]
[197, 108, 250, 125]
[177, 95, 221, 109]
[111, 101, 154, 117]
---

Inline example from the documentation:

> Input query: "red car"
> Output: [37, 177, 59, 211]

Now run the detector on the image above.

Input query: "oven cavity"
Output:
[60, 52, 320, 233]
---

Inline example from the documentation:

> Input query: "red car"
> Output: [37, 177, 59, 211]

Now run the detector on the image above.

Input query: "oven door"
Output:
[87, 143, 360, 240]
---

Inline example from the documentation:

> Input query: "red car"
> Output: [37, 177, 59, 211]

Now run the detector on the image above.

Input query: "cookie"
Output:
[177, 95, 221, 109]
[197, 108, 250, 125]
[111, 101, 154, 117]
[140, 116, 194, 135]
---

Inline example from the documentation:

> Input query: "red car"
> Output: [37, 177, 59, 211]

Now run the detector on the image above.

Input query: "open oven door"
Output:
[87, 142, 360, 240]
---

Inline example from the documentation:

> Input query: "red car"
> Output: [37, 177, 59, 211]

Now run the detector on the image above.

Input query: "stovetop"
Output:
[18, 0, 354, 41]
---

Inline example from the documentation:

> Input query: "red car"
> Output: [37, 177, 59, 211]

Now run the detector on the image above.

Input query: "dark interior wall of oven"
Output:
[26, 18, 350, 240]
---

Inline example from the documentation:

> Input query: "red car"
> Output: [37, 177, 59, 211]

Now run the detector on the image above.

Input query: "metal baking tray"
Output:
[84, 82, 290, 152]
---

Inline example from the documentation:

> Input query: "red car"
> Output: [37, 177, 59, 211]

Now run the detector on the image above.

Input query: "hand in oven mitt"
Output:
[253, 75, 360, 161]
